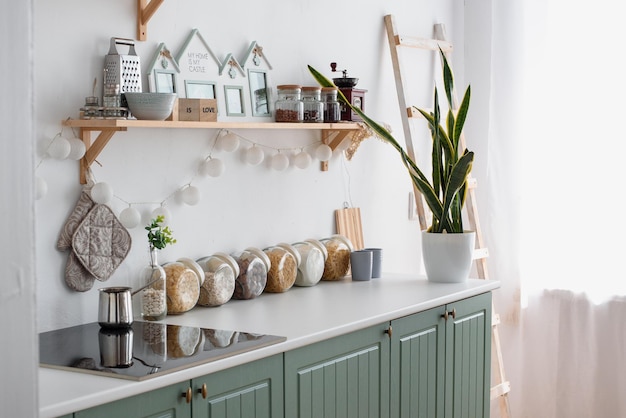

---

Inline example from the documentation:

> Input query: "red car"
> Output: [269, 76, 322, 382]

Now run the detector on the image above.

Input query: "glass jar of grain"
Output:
[291, 240, 327, 287]
[162, 261, 200, 314]
[275, 85, 303, 122]
[319, 234, 354, 281]
[263, 244, 299, 293]
[231, 248, 269, 300]
[195, 253, 239, 307]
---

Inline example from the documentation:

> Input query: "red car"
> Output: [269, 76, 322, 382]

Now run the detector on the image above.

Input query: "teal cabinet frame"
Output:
[390, 292, 492, 418]
[284, 322, 391, 418]
[192, 354, 283, 418]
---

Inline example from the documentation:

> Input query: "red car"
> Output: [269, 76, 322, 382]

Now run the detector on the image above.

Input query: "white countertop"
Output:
[39, 274, 499, 417]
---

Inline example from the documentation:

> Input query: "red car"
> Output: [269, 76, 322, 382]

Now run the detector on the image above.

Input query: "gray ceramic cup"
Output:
[363, 248, 383, 278]
[350, 250, 373, 281]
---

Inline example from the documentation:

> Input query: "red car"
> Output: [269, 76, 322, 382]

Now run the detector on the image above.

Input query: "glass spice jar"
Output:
[231, 248, 268, 300]
[322, 87, 341, 122]
[319, 234, 354, 281]
[275, 85, 304, 122]
[195, 253, 239, 307]
[301, 86, 324, 123]
[263, 244, 299, 293]
[291, 240, 326, 287]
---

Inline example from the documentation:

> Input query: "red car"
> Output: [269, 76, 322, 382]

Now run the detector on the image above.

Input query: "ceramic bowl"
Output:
[124, 92, 177, 120]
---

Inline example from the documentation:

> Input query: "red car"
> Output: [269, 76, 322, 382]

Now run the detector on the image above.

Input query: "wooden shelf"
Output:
[62, 119, 364, 184]
[62, 119, 361, 131]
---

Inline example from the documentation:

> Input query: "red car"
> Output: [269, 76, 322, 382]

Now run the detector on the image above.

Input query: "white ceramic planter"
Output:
[421, 230, 475, 283]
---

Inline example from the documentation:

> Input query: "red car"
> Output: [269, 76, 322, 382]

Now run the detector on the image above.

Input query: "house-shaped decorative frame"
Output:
[146, 43, 181, 94]
[241, 41, 273, 118]
[174, 29, 221, 100]
[219, 54, 247, 118]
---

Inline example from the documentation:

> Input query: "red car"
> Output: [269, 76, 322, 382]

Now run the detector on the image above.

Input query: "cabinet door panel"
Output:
[390, 306, 446, 418]
[446, 292, 492, 418]
[193, 354, 283, 418]
[285, 323, 390, 418]
[74, 381, 191, 418]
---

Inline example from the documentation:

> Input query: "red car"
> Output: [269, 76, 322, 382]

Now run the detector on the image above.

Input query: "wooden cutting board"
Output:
[335, 207, 364, 250]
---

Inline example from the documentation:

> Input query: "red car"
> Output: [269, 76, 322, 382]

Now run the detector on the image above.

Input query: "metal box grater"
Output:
[104, 37, 142, 93]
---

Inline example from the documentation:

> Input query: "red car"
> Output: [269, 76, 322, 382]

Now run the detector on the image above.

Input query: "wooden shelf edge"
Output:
[62, 119, 362, 131]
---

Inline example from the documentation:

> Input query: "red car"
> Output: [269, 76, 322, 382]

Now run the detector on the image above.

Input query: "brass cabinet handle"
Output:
[182, 387, 192, 403]
[198, 383, 208, 399]
[385, 326, 393, 338]
[442, 308, 457, 321]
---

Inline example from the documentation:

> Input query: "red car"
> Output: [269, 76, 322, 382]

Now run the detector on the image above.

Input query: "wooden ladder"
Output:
[384, 14, 512, 418]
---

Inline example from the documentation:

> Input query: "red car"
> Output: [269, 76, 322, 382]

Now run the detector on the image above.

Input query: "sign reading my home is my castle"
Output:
[186, 52, 210, 74]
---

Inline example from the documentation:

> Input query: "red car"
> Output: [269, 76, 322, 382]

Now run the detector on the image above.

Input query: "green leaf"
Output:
[441, 49, 454, 107]
[453, 86, 471, 146]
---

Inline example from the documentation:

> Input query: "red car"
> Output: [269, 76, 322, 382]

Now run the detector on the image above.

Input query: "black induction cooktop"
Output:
[39, 321, 286, 381]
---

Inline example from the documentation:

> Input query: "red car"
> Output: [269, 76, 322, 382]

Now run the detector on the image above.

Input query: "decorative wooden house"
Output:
[146, 43, 181, 94]
[240, 41, 273, 118]
[218, 53, 247, 119]
[174, 29, 221, 100]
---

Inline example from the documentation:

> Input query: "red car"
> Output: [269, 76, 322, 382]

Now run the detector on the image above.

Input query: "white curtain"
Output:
[467, 1, 626, 416]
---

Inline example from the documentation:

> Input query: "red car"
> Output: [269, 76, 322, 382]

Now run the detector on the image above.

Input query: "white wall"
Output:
[1, 1, 38, 417]
[34, 0, 463, 333]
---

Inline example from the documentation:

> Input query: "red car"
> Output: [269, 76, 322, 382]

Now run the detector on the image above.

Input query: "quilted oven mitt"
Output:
[57, 190, 95, 251]
[72, 204, 131, 283]
[57, 189, 99, 291]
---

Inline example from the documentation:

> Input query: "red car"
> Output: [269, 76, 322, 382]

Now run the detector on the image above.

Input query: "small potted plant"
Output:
[309, 49, 475, 282]
[140, 215, 176, 320]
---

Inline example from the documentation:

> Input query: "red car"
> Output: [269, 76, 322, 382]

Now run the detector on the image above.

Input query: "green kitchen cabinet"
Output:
[284, 322, 391, 418]
[390, 292, 492, 418]
[73, 354, 282, 418]
[191, 353, 283, 418]
[68, 293, 492, 418]
[74, 380, 191, 418]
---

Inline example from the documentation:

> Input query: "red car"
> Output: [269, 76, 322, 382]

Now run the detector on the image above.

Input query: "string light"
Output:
[40, 125, 349, 225]
[119, 205, 141, 229]
[294, 149, 312, 169]
[67, 136, 87, 160]
[90, 181, 114, 204]
[245, 144, 265, 166]
[46, 133, 71, 159]
[271, 151, 290, 171]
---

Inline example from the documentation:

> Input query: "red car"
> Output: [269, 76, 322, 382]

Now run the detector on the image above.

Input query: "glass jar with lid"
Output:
[319, 234, 354, 281]
[231, 247, 269, 299]
[275, 85, 304, 122]
[301, 86, 324, 123]
[291, 240, 327, 287]
[195, 252, 239, 307]
[322, 87, 341, 122]
[263, 243, 299, 293]
[162, 261, 200, 314]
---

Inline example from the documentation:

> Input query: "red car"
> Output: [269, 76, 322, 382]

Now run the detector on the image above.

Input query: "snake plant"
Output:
[308, 49, 473, 233]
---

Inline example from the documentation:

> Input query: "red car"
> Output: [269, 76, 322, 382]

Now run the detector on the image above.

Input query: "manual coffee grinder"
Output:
[330, 62, 367, 122]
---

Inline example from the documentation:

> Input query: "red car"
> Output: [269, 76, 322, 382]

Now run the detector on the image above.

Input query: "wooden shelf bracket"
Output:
[137, 0, 164, 41]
